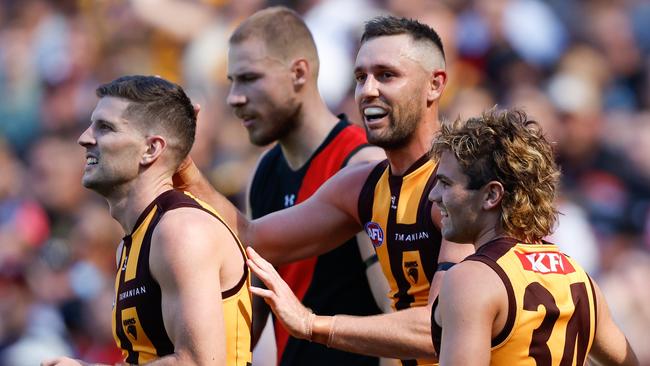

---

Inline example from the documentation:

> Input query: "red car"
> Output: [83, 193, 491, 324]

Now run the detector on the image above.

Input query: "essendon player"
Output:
[225, 6, 388, 366]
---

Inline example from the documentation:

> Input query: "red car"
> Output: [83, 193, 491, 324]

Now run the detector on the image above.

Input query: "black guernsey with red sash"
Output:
[249, 117, 381, 366]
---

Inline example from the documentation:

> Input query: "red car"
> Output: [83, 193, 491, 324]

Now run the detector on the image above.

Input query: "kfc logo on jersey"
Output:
[365, 222, 384, 248]
[515, 251, 576, 274]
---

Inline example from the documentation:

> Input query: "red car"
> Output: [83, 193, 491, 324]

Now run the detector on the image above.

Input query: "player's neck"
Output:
[279, 94, 339, 170]
[386, 117, 439, 175]
[106, 169, 174, 234]
[473, 220, 508, 250]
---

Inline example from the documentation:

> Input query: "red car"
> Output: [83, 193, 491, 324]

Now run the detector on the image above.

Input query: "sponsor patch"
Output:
[515, 251, 575, 274]
[365, 222, 384, 248]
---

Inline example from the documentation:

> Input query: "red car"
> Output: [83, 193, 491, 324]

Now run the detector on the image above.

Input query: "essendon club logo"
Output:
[365, 222, 384, 248]
[515, 251, 576, 274]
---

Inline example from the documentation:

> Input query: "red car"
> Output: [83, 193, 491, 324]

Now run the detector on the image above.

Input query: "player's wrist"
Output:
[311, 315, 335, 346]
[303, 312, 316, 340]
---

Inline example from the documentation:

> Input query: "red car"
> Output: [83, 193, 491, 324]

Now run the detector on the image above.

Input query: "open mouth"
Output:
[363, 107, 389, 123]
[86, 156, 98, 166]
[437, 205, 448, 218]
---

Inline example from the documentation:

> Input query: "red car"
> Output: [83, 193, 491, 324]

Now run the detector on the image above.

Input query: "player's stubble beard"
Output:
[366, 90, 423, 151]
[248, 101, 302, 147]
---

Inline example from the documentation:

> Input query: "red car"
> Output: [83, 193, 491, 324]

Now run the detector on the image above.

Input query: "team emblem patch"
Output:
[365, 222, 384, 248]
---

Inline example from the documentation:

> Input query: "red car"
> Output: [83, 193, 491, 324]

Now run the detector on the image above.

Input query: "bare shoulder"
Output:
[150, 208, 241, 277]
[346, 145, 386, 166]
[440, 260, 505, 312]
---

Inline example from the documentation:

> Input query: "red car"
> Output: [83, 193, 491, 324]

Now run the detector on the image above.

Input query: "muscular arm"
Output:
[175, 157, 374, 265]
[246, 247, 436, 360]
[437, 261, 504, 366]
[588, 280, 639, 366]
[145, 208, 241, 365]
[319, 306, 434, 359]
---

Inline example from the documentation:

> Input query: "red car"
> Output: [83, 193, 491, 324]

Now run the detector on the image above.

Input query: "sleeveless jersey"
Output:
[431, 237, 598, 366]
[112, 190, 252, 365]
[249, 117, 381, 366]
[358, 155, 441, 366]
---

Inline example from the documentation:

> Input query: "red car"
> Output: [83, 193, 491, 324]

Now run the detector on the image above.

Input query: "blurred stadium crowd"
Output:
[0, 0, 649, 365]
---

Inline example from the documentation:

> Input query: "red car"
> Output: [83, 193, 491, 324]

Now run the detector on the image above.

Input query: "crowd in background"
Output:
[0, 0, 649, 364]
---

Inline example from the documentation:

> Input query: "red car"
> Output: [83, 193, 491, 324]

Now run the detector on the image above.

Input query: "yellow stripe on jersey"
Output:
[125, 207, 157, 282]
[396, 160, 436, 225]
[121, 306, 157, 364]
[371, 168, 395, 301]
[360, 157, 442, 366]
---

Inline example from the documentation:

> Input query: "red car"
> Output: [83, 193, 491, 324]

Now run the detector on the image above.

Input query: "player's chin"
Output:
[441, 227, 457, 242]
[248, 131, 275, 147]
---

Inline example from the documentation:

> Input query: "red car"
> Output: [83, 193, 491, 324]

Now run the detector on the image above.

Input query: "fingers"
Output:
[246, 247, 281, 287]
[250, 286, 274, 299]
[247, 247, 279, 277]
[247, 258, 277, 292]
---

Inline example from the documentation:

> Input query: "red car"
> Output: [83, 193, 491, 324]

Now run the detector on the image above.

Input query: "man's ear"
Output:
[427, 70, 447, 103]
[483, 181, 504, 210]
[141, 135, 166, 166]
[291, 58, 309, 88]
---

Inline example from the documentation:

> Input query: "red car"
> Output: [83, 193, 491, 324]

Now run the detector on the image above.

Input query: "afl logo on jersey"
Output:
[365, 222, 384, 248]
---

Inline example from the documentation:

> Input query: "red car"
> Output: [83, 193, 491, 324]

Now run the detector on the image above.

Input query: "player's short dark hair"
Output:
[96, 75, 196, 165]
[361, 16, 445, 61]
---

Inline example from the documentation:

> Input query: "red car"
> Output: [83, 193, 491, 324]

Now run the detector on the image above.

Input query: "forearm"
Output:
[251, 206, 360, 265]
[140, 354, 194, 366]
[141, 349, 225, 366]
[310, 307, 436, 360]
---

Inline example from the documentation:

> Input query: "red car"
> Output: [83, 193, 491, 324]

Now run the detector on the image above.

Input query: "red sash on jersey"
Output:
[274, 125, 367, 361]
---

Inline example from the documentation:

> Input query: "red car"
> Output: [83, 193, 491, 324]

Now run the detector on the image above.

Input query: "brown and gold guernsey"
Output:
[431, 238, 598, 366]
[111, 189, 252, 365]
[358, 155, 441, 366]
